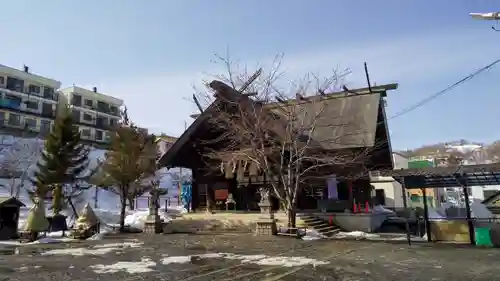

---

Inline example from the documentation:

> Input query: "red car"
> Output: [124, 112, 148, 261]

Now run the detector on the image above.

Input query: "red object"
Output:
[329, 216, 333, 225]
[353, 202, 357, 213]
[365, 201, 369, 213]
[358, 203, 362, 213]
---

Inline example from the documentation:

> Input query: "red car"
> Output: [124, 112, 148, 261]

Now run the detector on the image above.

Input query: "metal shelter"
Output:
[378, 163, 500, 246]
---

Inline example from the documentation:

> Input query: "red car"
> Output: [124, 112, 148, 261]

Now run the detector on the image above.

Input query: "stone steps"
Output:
[297, 214, 341, 237]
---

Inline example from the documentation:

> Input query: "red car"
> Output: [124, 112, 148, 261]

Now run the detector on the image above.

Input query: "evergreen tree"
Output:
[92, 108, 157, 231]
[32, 108, 89, 216]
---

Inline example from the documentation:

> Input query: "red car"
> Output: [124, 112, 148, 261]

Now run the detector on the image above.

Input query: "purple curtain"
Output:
[327, 175, 338, 199]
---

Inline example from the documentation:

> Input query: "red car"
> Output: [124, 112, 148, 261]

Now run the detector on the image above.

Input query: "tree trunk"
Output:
[119, 196, 127, 232]
[286, 204, 297, 228]
[128, 197, 135, 210]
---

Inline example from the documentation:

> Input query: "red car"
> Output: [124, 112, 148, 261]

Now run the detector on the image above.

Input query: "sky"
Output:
[1, 0, 500, 150]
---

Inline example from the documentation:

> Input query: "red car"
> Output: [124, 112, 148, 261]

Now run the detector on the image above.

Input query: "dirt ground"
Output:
[0, 233, 499, 281]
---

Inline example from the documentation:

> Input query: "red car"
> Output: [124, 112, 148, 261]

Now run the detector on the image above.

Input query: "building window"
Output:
[28, 85, 41, 94]
[25, 118, 37, 130]
[43, 87, 56, 100]
[6, 77, 24, 92]
[71, 94, 82, 106]
[95, 130, 103, 141]
[97, 101, 109, 113]
[8, 114, 21, 126]
[110, 106, 119, 115]
[40, 120, 51, 135]
[41, 103, 54, 118]
[25, 100, 39, 110]
[105, 131, 112, 142]
[109, 118, 117, 127]
[84, 99, 93, 107]
[5, 94, 22, 109]
[83, 113, 93, 122]
[71, 110, 80, 122]
[375, 189, 386, 206]
[0, 112, 5, 124]
[80, 128, 91, 138]
[0, 76, 4, 85]
[96, 116, 107, 128]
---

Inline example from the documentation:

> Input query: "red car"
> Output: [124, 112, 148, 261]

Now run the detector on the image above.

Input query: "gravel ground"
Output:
[0, 233, 499, 280]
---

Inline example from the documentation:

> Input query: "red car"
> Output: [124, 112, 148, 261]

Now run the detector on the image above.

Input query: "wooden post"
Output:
[422, 187, 432, 242]
[400, 176, 412, 246]
[462, 182, 475, 245]
[348, 180, 354, 213]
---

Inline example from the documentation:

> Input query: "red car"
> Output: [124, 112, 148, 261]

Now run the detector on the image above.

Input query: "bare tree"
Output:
[195, 55, 376, 227]
[0, 137, 42, 198]
[91, 109, 159, 231]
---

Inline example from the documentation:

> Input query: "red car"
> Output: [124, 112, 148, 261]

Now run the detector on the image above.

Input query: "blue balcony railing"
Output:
[0, 98, 21, 110]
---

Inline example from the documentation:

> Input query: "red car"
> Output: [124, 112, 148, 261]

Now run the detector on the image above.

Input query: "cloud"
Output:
[96, 27, 497, 136]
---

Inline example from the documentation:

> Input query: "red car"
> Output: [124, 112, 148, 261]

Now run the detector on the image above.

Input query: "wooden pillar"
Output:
[462, 183, 475, 245]
[191, 168, 199, 212]
[400, 177, 411, 246]
[422, 187, 432, 242]
[348, 180, 354, 212]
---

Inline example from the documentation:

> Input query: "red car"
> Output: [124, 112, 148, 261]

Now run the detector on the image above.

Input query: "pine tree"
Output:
[92, 108, 157, 231]
[32, 107, 89, 216]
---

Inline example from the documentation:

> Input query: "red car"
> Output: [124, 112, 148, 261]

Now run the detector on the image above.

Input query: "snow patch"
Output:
[41, 241, 143, 256]
[90, 257, 156, 274]
[333, 231, 380, 239]
[124, 210, 172, 230]
[161, 253, 329, 267]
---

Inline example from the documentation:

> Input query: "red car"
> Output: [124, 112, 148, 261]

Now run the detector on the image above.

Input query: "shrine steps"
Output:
[297, 214, 341, 237]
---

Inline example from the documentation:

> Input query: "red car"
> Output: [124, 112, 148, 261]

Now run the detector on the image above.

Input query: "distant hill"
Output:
[397, 139, 500, 165]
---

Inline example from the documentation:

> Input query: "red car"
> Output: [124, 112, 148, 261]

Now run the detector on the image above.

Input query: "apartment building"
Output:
[60, 86, 123, 144]
[0, 64, 61, 137]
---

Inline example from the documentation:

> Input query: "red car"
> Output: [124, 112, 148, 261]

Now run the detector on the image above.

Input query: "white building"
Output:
[370, 152, 408, 209]
[0, 64, 61, 136]
[60, 86, 123, 144]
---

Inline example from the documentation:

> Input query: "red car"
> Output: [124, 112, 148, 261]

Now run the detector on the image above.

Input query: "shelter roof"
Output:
[0, 197, 26, 208]
[376, 163, 500, 189]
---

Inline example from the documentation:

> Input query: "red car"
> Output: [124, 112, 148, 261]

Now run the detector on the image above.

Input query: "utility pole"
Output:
[178, 120, 187, 205]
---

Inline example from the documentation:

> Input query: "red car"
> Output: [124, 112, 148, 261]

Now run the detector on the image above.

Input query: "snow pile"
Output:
[471, 202, 494, 219]
[161, 252, 329, 267]
[428, 208, 446, 221]
[124, 210, 172, 230]
[333, 231, 380, 239]
[301, 229, 326, 241]
[90, 257, 156, 274]
[0, 231, 76, 246]
[372, 205, 396, 215]
[41, 241, 143, 256]
[427, 202, 494, 221]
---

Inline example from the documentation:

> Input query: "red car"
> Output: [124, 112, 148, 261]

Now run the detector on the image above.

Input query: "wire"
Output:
[388, 59, 500, 121]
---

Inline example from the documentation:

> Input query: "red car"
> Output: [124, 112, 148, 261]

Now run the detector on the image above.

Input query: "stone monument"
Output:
[255, 187, 277, 236]
[144, 188, 167, 234]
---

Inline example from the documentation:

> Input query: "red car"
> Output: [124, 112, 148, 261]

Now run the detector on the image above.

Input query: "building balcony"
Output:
[70, 98, 120, 117]
[0, 99, 56, 119]
[0, 85, 58, 102]
[71, 117, 115, 131]
[0, 118, 51, 138]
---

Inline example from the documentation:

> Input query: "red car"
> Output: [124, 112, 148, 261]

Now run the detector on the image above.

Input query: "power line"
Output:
[388, 59, 500, 121]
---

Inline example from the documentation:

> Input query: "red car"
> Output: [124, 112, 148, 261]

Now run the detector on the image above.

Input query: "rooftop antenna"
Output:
[364, 62, 373, 93]
[239, 68, 262, 93]
[192, 94, 203, 113]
